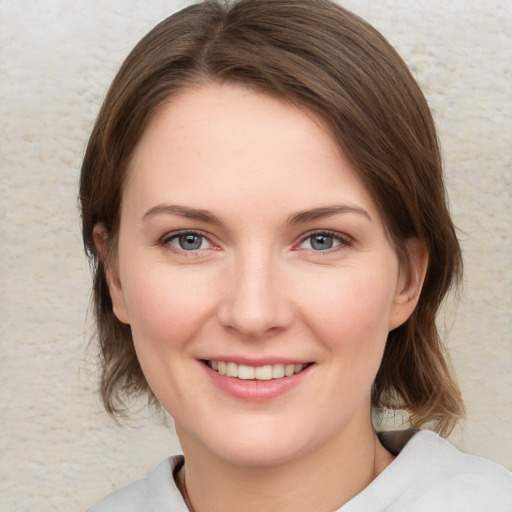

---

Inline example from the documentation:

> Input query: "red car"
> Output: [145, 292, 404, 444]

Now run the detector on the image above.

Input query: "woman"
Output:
[80, 0, 512, 510]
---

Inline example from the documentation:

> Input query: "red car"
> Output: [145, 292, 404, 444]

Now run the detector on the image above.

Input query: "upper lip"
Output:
[199, 356, 312, 366]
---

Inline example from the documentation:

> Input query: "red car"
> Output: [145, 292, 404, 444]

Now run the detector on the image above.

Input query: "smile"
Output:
[206, 361, 309, 380]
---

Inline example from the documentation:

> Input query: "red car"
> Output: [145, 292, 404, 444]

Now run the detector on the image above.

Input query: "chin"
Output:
[214, 439, 310, 468]
[183, 417, 333, 469]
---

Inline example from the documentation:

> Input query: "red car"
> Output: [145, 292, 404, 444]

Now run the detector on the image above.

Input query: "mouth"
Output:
[203, 360, 312, 381]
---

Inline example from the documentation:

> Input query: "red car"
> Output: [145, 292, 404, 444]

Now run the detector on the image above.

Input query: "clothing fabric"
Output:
[87, 430, 512, 511]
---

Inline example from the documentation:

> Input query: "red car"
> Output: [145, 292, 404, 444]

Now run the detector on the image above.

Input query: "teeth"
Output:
[272, 364, 285, 379]
[238, 364, 255, 380]
[284, 364, 295, 377]
[208, 361, 307, 380]
[254, 365, 272, 380]
[226, 362, 238, 377]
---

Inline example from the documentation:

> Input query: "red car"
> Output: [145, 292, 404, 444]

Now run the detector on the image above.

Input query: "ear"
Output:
[388, 238, 428, 331]
[93, 223, 130, 325]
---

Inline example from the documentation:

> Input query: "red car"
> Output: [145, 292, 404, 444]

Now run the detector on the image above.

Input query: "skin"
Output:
[95, 83, 427, 512]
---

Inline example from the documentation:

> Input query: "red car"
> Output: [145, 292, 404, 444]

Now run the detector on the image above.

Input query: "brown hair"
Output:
[80, 0, 464, 434]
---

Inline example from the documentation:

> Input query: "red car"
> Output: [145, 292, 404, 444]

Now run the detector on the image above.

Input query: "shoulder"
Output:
[86, 455, 187, 512]
[343, 430, 512, 512]
[391, 430, 512, 511]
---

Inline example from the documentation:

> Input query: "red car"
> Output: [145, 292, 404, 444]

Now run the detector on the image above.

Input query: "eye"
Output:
[162, 231, 214, 252]
[298, 231, 352, 251]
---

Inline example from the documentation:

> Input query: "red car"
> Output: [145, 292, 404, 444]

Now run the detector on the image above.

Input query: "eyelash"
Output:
[160, 230, 217, 255]
[159, 229, 353, 255]
[296, 230, 353, 253]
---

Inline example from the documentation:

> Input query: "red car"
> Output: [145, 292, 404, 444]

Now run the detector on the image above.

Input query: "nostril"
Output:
[217, 296, 294, 340]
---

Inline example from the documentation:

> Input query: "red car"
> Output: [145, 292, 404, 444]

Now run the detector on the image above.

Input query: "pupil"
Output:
[179, 234, 202, 250]
[311, 234, 333, 250]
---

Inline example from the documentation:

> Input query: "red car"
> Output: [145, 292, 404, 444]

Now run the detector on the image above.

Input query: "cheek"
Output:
[120, 265, 217, 350]
[119, 266, 220, 407]
[299, 266, 397, 350]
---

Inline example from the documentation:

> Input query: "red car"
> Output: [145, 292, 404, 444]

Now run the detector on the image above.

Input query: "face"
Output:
[101, 84, 423, 468]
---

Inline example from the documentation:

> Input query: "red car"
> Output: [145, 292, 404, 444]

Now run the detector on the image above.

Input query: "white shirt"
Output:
[87, 430, 512, 511]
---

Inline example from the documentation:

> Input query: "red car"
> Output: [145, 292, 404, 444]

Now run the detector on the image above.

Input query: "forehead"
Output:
[123, 83, 377, 221]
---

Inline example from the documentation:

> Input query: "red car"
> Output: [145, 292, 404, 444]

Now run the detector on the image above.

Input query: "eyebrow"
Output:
[141, 203, 372, 225]
[288, 205, 372, 224]
[142, 204, 221, 224]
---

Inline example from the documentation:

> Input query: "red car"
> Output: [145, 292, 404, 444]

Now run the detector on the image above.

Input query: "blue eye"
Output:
[177, 233, 203, 250]
[164, 231, 213, 251]
[310, 234, 335, 250]
[299, 231, 350, 251]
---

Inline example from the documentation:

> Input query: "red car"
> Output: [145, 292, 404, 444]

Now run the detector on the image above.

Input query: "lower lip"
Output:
[201, 362, 313, 401]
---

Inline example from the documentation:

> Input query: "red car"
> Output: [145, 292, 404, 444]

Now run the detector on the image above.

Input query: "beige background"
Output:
[1, 1, 511, 510]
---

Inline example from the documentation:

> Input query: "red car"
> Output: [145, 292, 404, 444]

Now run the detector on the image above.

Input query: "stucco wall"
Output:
[1, 1, 510, 510]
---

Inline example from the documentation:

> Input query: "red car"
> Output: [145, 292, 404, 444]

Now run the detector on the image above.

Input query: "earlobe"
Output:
[388, 239, 428, 331]
[93, 224, 130, 325]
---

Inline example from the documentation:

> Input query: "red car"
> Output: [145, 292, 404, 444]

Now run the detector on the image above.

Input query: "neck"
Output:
[177, 420, 393, 512]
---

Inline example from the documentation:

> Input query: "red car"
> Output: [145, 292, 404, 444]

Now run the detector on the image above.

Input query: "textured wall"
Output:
[1, 1, 510, 510]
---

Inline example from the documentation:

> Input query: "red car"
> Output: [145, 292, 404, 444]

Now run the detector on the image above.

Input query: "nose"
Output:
[216, 250, 293, 339]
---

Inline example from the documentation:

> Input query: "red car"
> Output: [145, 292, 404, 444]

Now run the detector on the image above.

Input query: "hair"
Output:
[80, 0, 464, 435]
